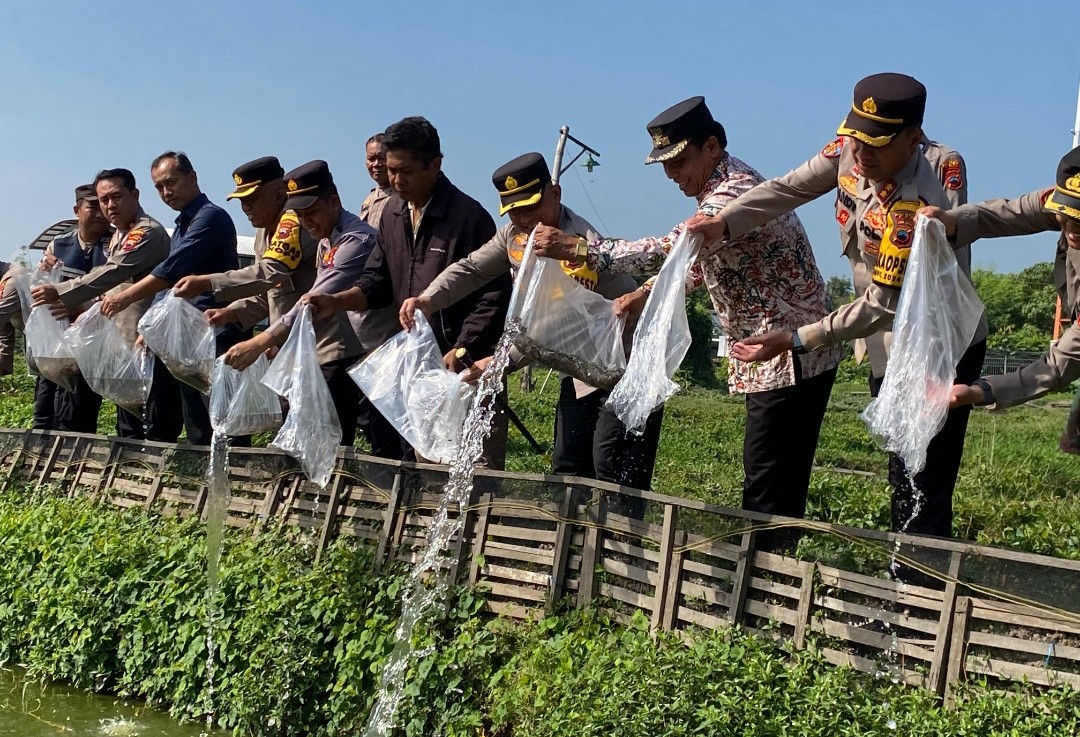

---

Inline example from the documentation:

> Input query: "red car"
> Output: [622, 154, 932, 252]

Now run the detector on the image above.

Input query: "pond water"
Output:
[0, 668, 212, 737]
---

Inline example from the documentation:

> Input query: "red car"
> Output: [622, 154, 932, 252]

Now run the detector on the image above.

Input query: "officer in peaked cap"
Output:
[492, 152, 551, 215]
[221, 158, 403, 456]
[225, 156, 285, 201]
[687, 72, 988, 558]
[643, 95, 716, 164]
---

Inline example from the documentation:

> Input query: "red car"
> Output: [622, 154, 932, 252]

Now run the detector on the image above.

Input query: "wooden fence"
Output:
[1, 427, 1078, 703]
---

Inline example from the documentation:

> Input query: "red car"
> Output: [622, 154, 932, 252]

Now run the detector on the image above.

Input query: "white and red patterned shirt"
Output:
[585, 153, 843, 394]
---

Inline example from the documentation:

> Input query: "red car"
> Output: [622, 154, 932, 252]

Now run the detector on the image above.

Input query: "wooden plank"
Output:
[818, 647, 926, 688]
[794, 561, 816, 650]
[743, 599, 798, 628]
[37, 435, 64, 484]
[751, 549, 808, 578]
[727, 531, 756, 625]
[547, 486, 579, 612]
[468, 491, 493, 587]
[679, 580, 732, 609]
[660, 529, 687, 632]
[964, 655, 1080, 689]
[483, 540, 554, 567]
[315, 473, 347, 564]
[96, 443, 123, 497]
[928, 551, 963, 695]
[814, 595, 940, 635]
[142, 455, 166, 510]
[576, 495, 606, 608]
[482, 581, 547, 603]
[482, 600, 540, 620]
[967, 630, 1080, 662]
[602, 558, 657, 587]
[680, 556, 737, 583]
[817, 565, 944, 610]
[812, 617, 935, 662]
[603, 537, 662, 565]
[486, 523, 558, 544]
[678, 605, 725, 631]
[67, 437, 88, 494]
[748, 575, 801, 602]
[968, 599, 1080, 636]
[375, 474, 403, 569]
[599, 582, 654, 611]
[944, 597, 972, 708]
[483, 563, 549, 586]
[651, 505, 678, 632]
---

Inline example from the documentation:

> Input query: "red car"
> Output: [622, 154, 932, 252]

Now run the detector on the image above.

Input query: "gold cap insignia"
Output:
[861, 97, 878, 114]
[287, 179, 298, 192]
[649, 127, 671, 149]
[233, 173, 243, 185]
[1066, 174, 1080, 194]
[504, 175, 518, 191]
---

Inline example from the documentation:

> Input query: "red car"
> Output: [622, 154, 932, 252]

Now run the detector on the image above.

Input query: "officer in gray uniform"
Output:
[222, 160, 400, 452]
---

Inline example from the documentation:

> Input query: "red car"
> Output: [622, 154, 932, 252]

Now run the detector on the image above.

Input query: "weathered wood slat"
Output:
[744, 599, 798, 627]
[818, 647, 926, 687]
[482, 563, 548, 586]
[483, 540, 554, 566]
[966, 630, 1080, 662]
[812, 617, 936, 662]
[678, 605, 725, 630]
[814, 595, 940, 635]
[964, 655, 1080, 689]
[599, 582, 654, 611]
[602, 558, 657, 587]
[482, 581, 547, 603]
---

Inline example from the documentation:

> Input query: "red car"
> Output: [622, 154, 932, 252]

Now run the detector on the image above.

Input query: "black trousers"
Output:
[117, 355, 183, 442]
[742, 363, 837, 551]
[322, 358, 360, 448]
[552, 376, 664, 519]
[869, 340, 987, 538]
[357, 391, 406, 459]
[32, 376, 58, 430]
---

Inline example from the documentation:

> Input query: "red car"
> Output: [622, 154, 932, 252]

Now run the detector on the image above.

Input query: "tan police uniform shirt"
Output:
[950, 189, 1080, 408]
[720, 138, 987, 379]
[207, 209, 362, 365]
[0, 262, 26, 375]
[53, 210, 171, 344]
[420, 205, 636, 397]
[360, 184, 395, 229]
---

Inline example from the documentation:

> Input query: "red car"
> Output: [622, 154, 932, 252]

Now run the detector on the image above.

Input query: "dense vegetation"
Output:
[0, 489, 1076, 737]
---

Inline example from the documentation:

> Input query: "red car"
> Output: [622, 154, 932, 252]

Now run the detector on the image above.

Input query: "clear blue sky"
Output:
[2, 0, 1078, 281]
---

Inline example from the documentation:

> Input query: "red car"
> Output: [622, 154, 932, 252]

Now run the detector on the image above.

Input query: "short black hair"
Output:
[382, 117, 442, 167]
[151, 150, 194, 174]
[688, 120, 727, 151]
[93, 168, 137, 192]
[367, 133, 385, 146]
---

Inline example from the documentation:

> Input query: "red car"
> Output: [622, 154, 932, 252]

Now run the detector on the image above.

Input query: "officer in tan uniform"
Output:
[928, 147, 1080, 421]
[0, 262, 26, 376]
[689, 73, 988, 544]
[31, 167, 177, 440]
[399, 153, 661, 507]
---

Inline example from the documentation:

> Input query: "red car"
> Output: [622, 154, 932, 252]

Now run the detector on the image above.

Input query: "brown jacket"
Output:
[357, 173, 508, 357]
[54, 211, 171, 343]
[952, 189, 1080, 408]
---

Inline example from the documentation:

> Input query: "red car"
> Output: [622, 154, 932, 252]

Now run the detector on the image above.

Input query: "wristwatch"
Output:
[973, 378, 995, 406]
[575, 236, 589, 260]
[791, 330, 807, 356]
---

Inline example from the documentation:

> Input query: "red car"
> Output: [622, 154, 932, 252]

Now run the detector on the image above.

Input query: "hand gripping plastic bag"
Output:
[606, 230, 701, 433]
[67, 303, 153, 413]
[137, 291, 215, 394]
[349, 310, 474, 464]
[862, 216, 984, 476]
[24, 306, 78, 392]
[209, 354, 283, 436]
[505, 229, 627, 389]
[261, 304, 341, 487]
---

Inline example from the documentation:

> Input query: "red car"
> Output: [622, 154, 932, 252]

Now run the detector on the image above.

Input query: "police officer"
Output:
[400, 152, 663, 504]
[690, 73, 988, 544]
[925, 146, 1080, 415]
[360, 133, 394, 228]
[31, 184, 112, 432]
[0, 262, 25, 377]
[32, 169, 175, 440]
[222, 160, 400, 451]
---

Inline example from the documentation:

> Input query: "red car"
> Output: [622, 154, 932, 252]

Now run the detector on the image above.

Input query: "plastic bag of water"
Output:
[261, 304, 341, 487]
[349, 309, 474, 464]
[506, 228, 627, 389]
[862, 216, 984, 475]
[137, 290, 215, 394]
[606, 230, 701, 433]
[67, 303, 153, 413]
[209, 353, 282, 436]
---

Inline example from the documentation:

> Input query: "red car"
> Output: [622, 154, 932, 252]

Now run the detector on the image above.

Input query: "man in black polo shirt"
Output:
[34, 183, 111, 432]
[101, 151, 246, 445]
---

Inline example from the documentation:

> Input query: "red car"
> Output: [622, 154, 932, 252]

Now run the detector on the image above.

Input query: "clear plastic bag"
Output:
[862, 216, 984, 476]
[67, 303, 153, 413]
[23, 305, 78, 392]
[606, 230, 701, 433]
[209, 354, 283, 436]
[349, 310, 474, 464]
[506, 229, 626, 389]
[137, 291, 215, 394]
[261, 304, 341, 487]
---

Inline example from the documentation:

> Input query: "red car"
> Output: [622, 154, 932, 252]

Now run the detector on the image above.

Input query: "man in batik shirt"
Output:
[533, 97, 842, 552]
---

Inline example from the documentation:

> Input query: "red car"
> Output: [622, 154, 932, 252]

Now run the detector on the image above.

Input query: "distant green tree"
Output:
[681, 289, 721, 388]
[825, 276, 854, 307]
[970, 262, 1057, 352]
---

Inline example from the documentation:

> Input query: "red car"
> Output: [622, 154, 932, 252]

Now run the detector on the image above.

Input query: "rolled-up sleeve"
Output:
[986, 323, 1080, 409]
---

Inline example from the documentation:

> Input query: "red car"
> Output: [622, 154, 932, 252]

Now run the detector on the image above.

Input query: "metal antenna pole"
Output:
[552, 126, 571, 186]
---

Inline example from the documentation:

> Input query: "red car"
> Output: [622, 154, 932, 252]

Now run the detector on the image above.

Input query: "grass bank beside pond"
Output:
[0, 489, 1076, 736]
